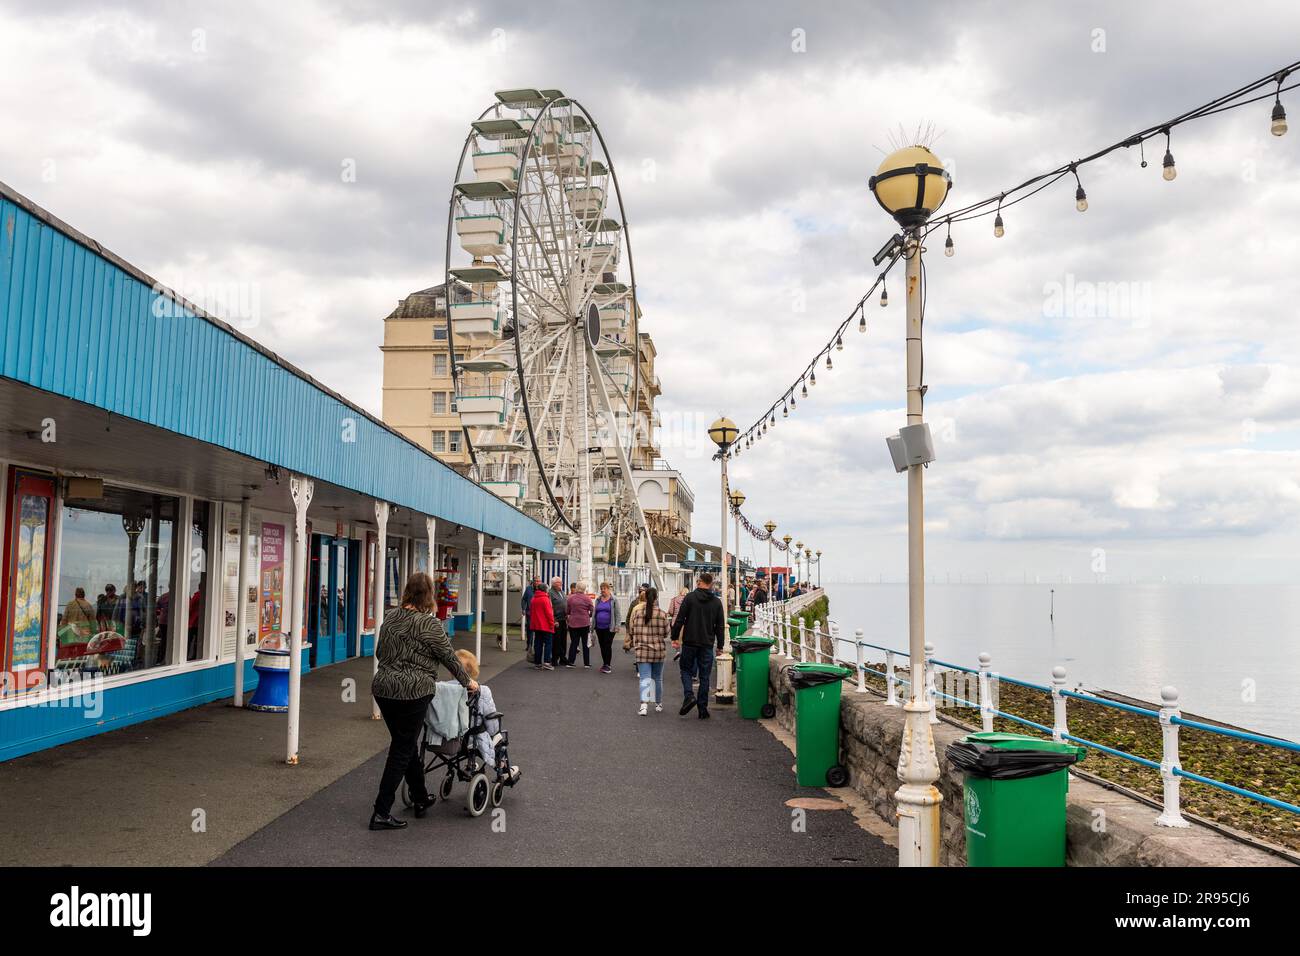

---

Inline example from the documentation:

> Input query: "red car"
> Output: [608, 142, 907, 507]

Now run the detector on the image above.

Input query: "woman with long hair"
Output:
[624, 586, 670, 715]
[369, 572, 477, 830]
[592, 582, 619, 674]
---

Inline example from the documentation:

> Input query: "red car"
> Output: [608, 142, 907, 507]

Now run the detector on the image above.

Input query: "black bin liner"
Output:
[787, 666, 851, 690]
[945, 740, 1082, 780]
[732, 639, 773, 655]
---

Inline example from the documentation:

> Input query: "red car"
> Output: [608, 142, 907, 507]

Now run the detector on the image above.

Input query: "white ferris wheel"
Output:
[444, 88, 663, 591]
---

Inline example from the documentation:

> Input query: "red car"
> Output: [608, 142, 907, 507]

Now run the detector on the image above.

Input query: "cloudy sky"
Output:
[4, 0, 1300, 584]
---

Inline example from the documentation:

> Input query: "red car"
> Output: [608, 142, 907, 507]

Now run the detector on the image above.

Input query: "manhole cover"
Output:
[785, 797, 846, 811]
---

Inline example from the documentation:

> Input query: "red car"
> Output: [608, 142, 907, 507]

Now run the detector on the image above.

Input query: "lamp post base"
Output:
[895, 698, 943, 867]
[714, 651, 735, 704]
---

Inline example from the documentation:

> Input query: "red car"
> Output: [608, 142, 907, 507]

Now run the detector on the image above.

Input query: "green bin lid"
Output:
[732, 637, 774, 649]
[961, 731, 1084, 756]
[791, 662, 852, 678]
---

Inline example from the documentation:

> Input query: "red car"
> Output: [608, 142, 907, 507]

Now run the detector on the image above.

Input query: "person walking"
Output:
[521, 573, 541, 662]
[529, 584, 556, 671]
[547, 577, 568, 667]
[592, 582, 620, 673]
[670, 571, 726, 720]
[626, 586, 670, 715]
[565, 582, 595, 668]
[369, 572, 477, 831]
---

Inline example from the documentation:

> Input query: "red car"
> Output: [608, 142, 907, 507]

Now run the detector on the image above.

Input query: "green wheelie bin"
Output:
[728, 611, 750, 638]
[945, 732, 1086, 867]
[788, 663, 853, 787]
[731, 637, 776, 719]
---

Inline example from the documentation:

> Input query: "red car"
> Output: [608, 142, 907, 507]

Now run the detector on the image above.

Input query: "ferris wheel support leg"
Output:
[584, 346, 665, 597]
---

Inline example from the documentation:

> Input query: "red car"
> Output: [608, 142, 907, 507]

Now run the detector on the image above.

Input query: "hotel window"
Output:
[433, 354, 449, 377]
[431, 430, 447, 453]
[55, 484, 178, 678]
[432, 391, 448, 415]
[448, 430, 463, 453]
[433, 324, 448, 341]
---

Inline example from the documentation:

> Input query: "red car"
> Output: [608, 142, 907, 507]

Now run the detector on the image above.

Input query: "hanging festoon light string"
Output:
[731, 59, 1297, 457]
[733, 255, 905, 453]
[723, 478, 791, 551]
[924, 59, 1297, 245]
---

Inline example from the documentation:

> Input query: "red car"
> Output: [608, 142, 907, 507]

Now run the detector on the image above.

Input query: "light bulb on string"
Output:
[782, 402, 788, 418]
[790, 392, 796, 409]
[1071, 164, 1087, 212]
[809, 368, 817, 387]
[879, 285, 888, 308]
[944, 219, 954, 257]
[835, 334, 843, 351]
[858, 308, 867, 333]
[769, 410, 776, 427]
[1162, 129, 1177, 181]
[801, 380, 808, 398]
[1272, 74, 1289, 136]
[826, 353, 833, 371]
[993, 194, 1005, 238]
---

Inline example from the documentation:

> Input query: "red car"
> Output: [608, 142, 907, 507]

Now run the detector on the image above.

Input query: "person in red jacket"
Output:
[528, 587, 556, 671]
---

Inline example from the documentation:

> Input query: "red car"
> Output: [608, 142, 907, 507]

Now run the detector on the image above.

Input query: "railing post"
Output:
[782, 609, 791, 658]
[885, 650, 898, 706]
[924, 642, 939, 725]
[812, 620, 822, 663]
[1156, 685, 1191, 828]
[854, 629, 866, 693]
[977, 652, 994, 733]
[1051, 665, 1069, 742]
[798, 620, 808, 663]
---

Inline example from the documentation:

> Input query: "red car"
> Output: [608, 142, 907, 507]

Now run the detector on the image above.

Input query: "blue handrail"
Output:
[1059, 689, 1161, 719]
[1173, 767, 1300, 814]
[1172, 716, 1300, 753]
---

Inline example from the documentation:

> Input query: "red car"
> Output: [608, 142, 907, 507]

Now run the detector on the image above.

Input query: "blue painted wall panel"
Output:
[0, 194, 553, 552]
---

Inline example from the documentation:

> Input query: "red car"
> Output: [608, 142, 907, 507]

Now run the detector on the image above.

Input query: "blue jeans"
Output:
[679, 645, 715, 704]
[531, 630, 552, 664]
[637, 661, 665, 703]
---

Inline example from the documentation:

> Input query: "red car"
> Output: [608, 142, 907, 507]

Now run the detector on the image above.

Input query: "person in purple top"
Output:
[565, 582, 596, 668]
[591, 582, 621, 674]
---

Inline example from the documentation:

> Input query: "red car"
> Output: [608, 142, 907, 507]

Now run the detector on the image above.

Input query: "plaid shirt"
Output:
[627, 605, 671, 663]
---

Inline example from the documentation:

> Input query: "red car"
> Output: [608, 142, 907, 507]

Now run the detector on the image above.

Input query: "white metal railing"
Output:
[746, 600, 1300, 829]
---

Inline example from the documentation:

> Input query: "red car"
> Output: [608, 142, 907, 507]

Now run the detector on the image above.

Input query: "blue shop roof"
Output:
[0, 180, 554, 553]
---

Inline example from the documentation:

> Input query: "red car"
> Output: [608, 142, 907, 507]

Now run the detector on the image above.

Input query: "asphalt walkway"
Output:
[214, 650, 893, 867]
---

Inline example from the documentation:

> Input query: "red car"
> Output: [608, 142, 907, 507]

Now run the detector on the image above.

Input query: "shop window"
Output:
[56, 486, 177, 677]
[187, 502, 213, 661]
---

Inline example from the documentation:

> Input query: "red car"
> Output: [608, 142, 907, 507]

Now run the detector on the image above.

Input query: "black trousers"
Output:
[595, 628, 615, 667]
[551, 622, 568, 664]
[566, 625, 591, 666]
[373, 693, 432, 816]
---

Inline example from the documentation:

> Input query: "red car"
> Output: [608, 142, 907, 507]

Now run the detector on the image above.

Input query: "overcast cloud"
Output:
[3, 0, 1300, 583]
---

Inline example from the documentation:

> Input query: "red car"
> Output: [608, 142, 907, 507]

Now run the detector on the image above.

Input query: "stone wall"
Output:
[766, 657, 1292, 867]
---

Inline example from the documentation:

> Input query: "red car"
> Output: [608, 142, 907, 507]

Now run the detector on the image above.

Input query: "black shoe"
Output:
[679, 696, 697, 716]
[369, 811, 408, 830]
[698, 706, 711, 720]
[412, 797, 435, 819]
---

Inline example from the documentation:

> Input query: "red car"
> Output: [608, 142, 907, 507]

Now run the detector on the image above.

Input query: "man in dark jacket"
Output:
[670, 572, 727, 720]
[522, 574, 542, 661]
[547, 577, 568, 666]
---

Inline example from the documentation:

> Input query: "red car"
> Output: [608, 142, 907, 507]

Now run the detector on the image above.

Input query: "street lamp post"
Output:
[782, 534, 792, 598]
[816, 549, 822, 588]
[709, 416, 739, 704]
[804, 548, 812, 591]
[869, 142, 952, 867]
[729, 488, 746, 608]
[795, 540, 804, 590]
[764, 520, 777, 605]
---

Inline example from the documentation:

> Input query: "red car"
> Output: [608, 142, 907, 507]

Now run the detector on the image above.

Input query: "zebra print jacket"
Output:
[371, 607, 469, 701]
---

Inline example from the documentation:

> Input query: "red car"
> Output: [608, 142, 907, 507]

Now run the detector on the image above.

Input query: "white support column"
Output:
[1051, 665, 1069, 742]
[977, 652, 994, 733]
[499, 541, 510, 652]
[1156, 685, 1191, 828]
[371, 501, 389, 720]
[232, 497, 253, 706]
[426, 516, 436, 574]
[925, 642, 939, 725]
[286, 474, 313, 765]
[854, 629, 866, 693]
[476, 532, 485, 661]
[885, 650, 899, 707]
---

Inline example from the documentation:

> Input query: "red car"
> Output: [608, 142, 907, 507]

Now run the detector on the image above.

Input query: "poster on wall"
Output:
[259, 522, 285, 647]
[10, 490, 52, 672]
[222, 512, 260, 657]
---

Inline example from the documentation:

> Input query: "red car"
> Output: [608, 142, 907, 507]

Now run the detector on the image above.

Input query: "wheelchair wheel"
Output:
[491, 781, 505, 808]
[467, 773, 490, 817]
[439, 772, 455, 800]
[399, 780, 413, 809]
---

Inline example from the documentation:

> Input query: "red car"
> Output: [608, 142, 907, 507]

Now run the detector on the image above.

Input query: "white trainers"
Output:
[654, 703, 663, 713]
[637, 703, 648, 716]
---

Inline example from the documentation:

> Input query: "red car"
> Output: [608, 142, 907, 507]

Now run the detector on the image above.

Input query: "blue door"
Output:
[309, 535, 354, 666]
